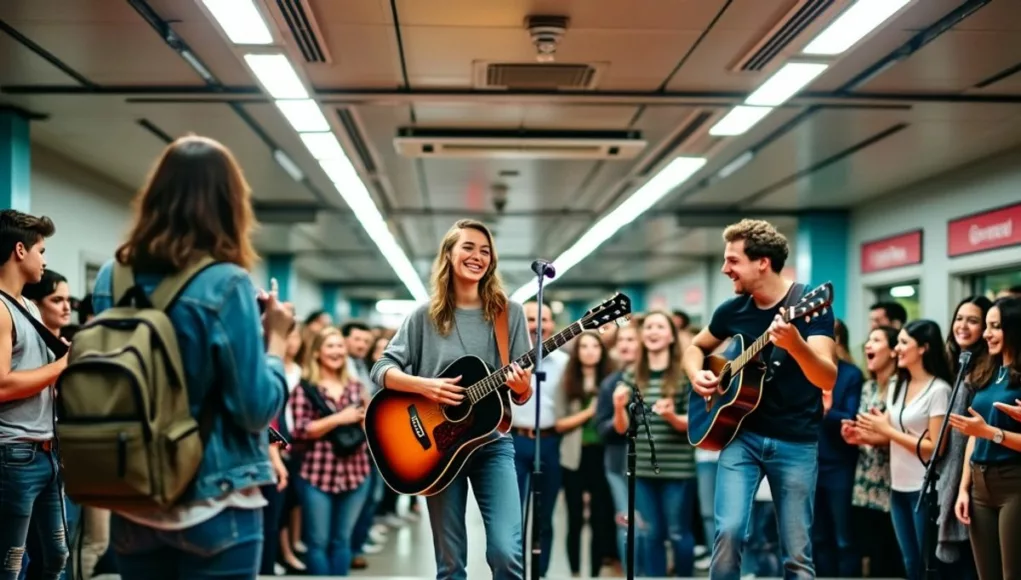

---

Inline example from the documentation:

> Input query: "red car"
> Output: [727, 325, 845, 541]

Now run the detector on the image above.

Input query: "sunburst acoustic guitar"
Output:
[363, 293, 632, 496]
[686, 282, 834, 451]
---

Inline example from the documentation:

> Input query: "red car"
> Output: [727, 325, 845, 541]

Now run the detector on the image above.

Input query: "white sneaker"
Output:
[362, 542, 385, 554]
[293, 540, 308, 554]
[273, 563, 286, 576]
[369, 526, 388, 545]
[694, 544, 708, 558]
[384, 514, 405, 528]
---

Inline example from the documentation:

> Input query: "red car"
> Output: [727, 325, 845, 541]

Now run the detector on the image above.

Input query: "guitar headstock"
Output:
[785, 281, 834, 323]
[581, 293, 632, 331]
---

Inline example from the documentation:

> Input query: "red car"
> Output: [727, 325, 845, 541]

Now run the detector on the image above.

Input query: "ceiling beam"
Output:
[4, 85, 1020, 106]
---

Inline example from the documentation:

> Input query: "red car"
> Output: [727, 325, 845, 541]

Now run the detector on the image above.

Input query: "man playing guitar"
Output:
[682, 219, 837, 580]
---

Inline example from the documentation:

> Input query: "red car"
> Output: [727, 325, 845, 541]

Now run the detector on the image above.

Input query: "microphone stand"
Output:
[527, 261, 552, 580]
[916, 350, 971, 580]
[626, 387, 658, 580]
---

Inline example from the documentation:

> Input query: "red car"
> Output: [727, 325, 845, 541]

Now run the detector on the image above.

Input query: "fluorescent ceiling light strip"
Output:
[300, 132, 345, 160]
[745, 62, 829, 107]
[319, 159, 428, 301]
[273, 149, 304, 182]
[709, 106, 774, 136]
[803, 0, 912, 55]
[275, 99, 330, 133]
[243, 54, 308, 99]
[201, 0, 273, 45]
[510, 157, 706, 303]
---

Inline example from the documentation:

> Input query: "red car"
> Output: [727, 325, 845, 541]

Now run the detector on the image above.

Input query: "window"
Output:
[971, 267, 1021, 300]
[873, 281, 921, 322]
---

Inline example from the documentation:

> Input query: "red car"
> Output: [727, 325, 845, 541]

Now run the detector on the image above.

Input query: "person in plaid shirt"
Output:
[291, 326, 372, 575]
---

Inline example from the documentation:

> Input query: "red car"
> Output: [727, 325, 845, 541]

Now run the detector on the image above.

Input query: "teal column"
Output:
[0, 109, 32, 211]
[796, 211, 849, 320]
[266, 254, 294, 301]
[622, 283, 647, 315]
[349, 299, 374, 320]
[320, 282, 341, 321]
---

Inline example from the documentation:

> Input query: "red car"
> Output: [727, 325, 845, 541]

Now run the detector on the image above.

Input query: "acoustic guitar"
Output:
[686, 282, 834, 451]
[363, 293, 632, 496]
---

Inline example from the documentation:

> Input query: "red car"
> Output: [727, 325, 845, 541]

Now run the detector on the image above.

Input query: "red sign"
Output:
[860, 230, 923, 273]
[948, 203, 1021, 257]
[683, 287, 702, 306]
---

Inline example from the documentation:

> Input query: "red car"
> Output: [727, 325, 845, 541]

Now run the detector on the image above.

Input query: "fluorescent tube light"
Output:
[890, 285, 915, 298]
[300, 132, 344, 160]
[716, 151, 754, 180]
[273, 149, 304, 182]
[745, 62, 828, 107]
[201, 0, 273, 45]
[510, 156, 706, 303]
[319, 158, 428, 301]
[803, 0, 912, 55]
[243, 54, 308, 99]
[275, 99, 330, 132]
[709, 106, 774, 136]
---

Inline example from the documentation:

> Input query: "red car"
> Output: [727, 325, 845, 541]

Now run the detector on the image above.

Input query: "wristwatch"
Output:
[993, 428, 1005, 444]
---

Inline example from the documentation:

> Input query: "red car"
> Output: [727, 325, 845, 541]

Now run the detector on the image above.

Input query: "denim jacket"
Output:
[92, 259, 287, 503]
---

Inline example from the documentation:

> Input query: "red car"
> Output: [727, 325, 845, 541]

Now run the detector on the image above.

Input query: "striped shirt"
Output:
[620, 369, 695, 479]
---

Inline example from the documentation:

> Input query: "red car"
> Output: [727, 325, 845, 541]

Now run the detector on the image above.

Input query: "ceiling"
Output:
[1, 0, 1020, 302]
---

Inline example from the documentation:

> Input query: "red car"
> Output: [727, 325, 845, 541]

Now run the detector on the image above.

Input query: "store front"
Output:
[859, 229, 925, 326]
[947, 202, 1021, 303]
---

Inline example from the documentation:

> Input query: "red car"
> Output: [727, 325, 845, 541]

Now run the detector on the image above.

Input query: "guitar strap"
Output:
[494, 305, 510, 367]
[764, 281, 806, 383]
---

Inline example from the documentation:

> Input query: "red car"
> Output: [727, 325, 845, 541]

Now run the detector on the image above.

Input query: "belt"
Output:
[2, 439, 54, 452]
[512, 427, 558, 439]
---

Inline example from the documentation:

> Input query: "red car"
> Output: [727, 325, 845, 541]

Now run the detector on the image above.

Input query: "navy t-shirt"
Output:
[707, 289, 835, 443]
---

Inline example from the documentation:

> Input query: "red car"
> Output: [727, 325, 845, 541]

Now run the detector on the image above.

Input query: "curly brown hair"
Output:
[428, 219, 507, 336]
[722, 219, 788, 273]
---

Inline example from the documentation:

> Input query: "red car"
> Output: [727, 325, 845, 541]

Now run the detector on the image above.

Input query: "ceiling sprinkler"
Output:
[526, 15, 568, 63]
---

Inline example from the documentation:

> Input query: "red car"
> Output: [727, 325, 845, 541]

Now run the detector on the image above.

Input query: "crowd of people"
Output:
[1, 133, 1019, 580]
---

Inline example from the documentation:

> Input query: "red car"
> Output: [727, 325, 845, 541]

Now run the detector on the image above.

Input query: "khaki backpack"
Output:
[55, 256, 217, 511]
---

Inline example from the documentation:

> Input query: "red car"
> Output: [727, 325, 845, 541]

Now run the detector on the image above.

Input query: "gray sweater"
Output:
[370, 302, 531, 388]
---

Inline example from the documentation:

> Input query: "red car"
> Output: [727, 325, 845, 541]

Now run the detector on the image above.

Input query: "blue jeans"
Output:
[512, 433, 561, 577]
[110, 507, 263, 580]
[0, 443, 69, 580]
[813, 483, 859, 577]
[604, 467, 644, 575]
[300, 476, 371, 575]
[696, 460, 718, 546]
[890, 489, 925, 580]
[351, 466, 384, 555]
[636, 478, 696, 577]
[710, 430, 818, 580]
[428, 435, 523, 580]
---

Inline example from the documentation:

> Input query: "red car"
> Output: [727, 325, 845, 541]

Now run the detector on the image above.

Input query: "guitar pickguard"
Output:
[433, 415, 476, 452]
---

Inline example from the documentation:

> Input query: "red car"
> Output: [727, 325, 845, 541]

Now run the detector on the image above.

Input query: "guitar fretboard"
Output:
[729, 311, 793, 374]
[466, 321, 584, 404]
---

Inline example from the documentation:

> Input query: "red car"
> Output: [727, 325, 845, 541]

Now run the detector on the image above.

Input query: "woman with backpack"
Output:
[88, 135, 295, 579]
[289, 326, 372, 575]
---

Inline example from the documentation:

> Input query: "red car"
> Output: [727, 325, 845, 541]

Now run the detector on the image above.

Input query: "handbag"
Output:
[298, 379, 366, 457]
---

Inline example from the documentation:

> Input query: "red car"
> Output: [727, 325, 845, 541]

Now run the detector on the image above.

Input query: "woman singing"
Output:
[369, 219, 532, 580]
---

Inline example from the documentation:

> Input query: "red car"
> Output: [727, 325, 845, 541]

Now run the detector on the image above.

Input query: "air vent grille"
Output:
[735, 0, 835, 72]
[275, 0, 329, 63]
[476, 62, 601, 90]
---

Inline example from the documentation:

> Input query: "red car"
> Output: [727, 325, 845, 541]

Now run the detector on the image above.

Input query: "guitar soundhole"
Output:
[441, 401, 473, 422]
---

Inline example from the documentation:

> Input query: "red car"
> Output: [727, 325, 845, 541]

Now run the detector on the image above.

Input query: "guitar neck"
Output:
[471, 321, 584, 399]
[731, 312, 791, 372]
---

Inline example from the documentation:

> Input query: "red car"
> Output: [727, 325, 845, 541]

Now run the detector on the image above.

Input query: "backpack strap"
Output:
[112, 256, 217, 311]
[494, 305, 510, 367]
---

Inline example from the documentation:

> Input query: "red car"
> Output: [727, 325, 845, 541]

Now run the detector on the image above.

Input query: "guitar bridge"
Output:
[407, 405, 432, 451]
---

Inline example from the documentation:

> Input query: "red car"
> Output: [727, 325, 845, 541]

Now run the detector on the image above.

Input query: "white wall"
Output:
[290, 269, 322, 321]
[847, 147, 1021, 344]
[646, 262, 712, 326]
[30, 147, 132, 297]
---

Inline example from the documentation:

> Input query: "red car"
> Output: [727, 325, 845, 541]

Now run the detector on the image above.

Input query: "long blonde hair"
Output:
[428, 219, 507, 336]
[302, 327, 350, 386]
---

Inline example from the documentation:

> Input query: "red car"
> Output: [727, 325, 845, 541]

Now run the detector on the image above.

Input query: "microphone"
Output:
[959, 349, 972, 370]
[531, 259, 555, 279]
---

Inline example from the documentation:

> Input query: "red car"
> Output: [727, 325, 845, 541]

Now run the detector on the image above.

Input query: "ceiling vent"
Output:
[731, 0, 843, 72]
[394, 128, 645, 160]
[474, 62, 604, 90]
[274, 0, 331, 63]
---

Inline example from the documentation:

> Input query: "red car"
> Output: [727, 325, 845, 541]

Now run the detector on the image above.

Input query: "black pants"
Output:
[852, 505, 905, 577]
[376, 486, 399, 516]
[562, 444, 615, 576]
[259, 484, 285, 575]
[969, 462, 1021, 580]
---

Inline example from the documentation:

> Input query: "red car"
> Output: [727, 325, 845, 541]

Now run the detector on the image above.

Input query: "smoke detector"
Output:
[525, 15, 568, 63]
